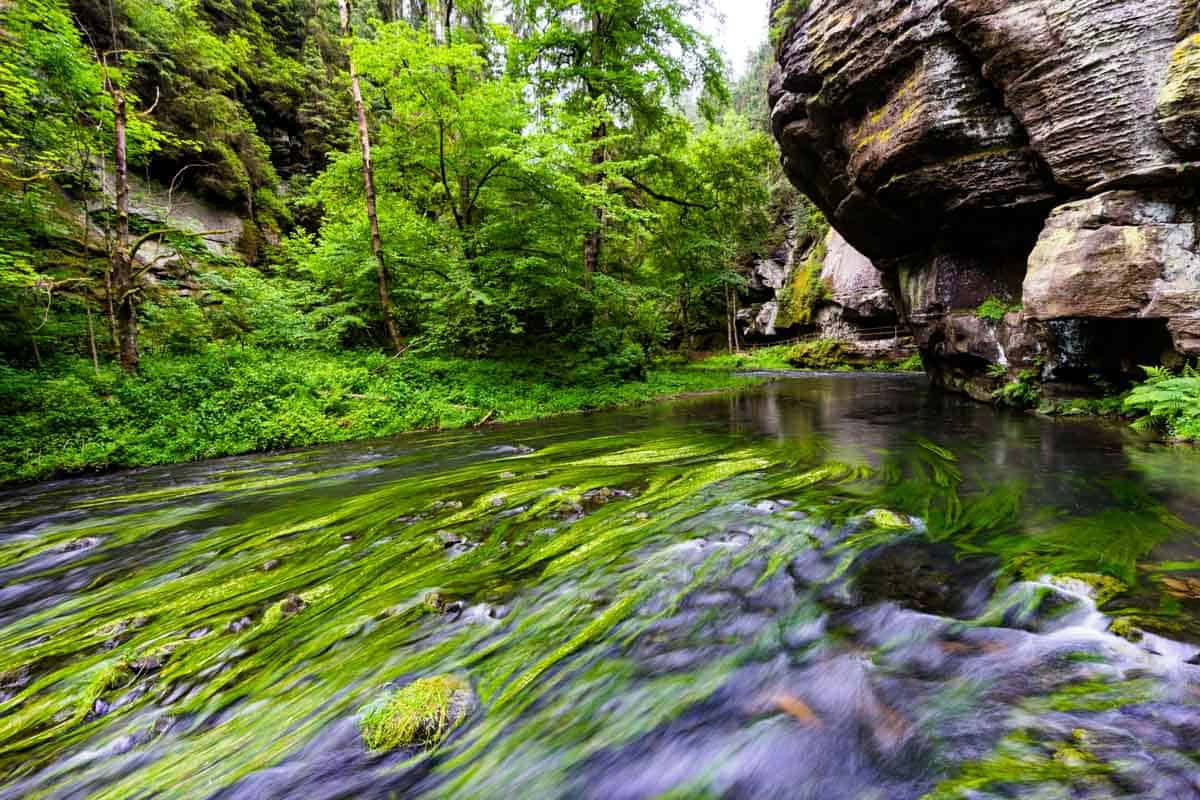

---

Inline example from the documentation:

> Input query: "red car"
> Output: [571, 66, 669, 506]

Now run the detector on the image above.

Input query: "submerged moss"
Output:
[359, 674, 475, 751]
[1108, 617, 1143, 642]
[867, 508, 913, 530]
[1053, 573, 1129, 606]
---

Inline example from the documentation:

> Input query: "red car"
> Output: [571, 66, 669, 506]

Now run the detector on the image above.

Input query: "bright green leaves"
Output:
[1125, 364, 1200, 441]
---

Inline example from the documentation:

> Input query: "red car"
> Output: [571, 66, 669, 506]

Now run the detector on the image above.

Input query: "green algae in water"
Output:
[359, 675, 475, 751]
[1, 380, 1200, 798]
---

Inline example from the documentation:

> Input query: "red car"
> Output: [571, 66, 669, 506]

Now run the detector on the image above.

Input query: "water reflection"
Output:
[0, 375, 1199, 798]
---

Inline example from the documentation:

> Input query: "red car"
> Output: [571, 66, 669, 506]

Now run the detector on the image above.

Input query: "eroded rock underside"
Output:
[769, 0, 1200, 401]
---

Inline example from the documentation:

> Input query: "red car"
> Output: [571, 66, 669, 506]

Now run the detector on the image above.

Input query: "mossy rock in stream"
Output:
[1050, 573, 1128, 607]
[359, 674, 476, 751]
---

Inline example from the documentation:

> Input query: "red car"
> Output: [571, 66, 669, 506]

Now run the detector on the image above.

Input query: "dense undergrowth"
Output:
[0, 349, 760, 486]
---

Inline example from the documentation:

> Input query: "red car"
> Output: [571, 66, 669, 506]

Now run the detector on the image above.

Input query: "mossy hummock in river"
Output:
[359, 675, 476, 751]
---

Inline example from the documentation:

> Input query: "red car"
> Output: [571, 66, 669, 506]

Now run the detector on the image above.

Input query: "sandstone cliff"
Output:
[769, 0, 1200, 400]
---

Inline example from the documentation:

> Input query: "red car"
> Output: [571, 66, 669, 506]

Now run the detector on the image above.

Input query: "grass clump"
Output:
[359, 674, 474, 751]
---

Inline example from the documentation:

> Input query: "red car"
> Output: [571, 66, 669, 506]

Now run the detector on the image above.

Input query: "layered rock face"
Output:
[769, 0, 1200, 398]
[740, 225, 898, 341]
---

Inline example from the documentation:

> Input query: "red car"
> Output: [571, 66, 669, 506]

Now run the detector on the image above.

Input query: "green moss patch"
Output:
[359, 674, 475, 751]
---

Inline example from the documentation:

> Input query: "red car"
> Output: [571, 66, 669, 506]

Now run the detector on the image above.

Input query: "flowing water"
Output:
[3, 374, 1200, 799]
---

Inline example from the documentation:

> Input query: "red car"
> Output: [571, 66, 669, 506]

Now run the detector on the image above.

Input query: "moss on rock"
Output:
[359, 674, 475, 751]
[1052, 573, 1129, 606]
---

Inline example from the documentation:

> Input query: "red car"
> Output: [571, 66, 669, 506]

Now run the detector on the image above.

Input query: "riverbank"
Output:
[0, 349, 765, 486]
[692, 341, 924, 373]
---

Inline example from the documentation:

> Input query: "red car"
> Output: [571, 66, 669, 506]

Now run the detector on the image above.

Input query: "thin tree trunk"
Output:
[679, 279, 691, 357]
[726, 284, 734, 354]
[103, 263, 117, 351]
[339, 0, 404, 353]
[731, 288, 741, 353]
[582, 11, 605, 289]
[109, 80, 138, 373]
[86, 300, 101, 377]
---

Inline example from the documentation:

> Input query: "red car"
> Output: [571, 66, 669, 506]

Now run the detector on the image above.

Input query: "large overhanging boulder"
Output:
[770, 0, 1200, 399]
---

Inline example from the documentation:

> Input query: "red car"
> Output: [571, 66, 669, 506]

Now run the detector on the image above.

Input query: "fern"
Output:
[1124, 365, 1200, 440]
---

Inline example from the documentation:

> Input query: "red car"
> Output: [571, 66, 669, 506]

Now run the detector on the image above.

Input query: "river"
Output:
[2, 373, 1200, 798]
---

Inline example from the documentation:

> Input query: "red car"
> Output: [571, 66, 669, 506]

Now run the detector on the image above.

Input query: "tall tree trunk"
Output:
[726, 284, 734, 354]
[108, 82, 138, 373]
[86, 300, 101, 377]
[679, 277, 691, 356]
[338, 0, 404, 353]
[582, 11, 605, 289]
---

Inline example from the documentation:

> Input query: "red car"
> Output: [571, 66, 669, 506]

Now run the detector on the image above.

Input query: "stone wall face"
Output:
[770, 0, 1200, 398]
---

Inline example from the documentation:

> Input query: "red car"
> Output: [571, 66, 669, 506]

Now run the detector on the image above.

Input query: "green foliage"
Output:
[0, 349, 760, 484]
[993, 367, 1042, 408]
[514, 0, 726, 124]
[1124, 364, 1200, 440]
[0, 0, 792, 477]
[696, 344, 797, 372]
[976, 296, 1022, 322]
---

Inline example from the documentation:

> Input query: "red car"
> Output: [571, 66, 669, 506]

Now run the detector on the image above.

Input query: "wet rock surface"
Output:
[770, 0, 1200, 396]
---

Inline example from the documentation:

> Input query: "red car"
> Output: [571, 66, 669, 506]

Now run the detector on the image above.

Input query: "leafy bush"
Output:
[1124, 365, 1200, 440]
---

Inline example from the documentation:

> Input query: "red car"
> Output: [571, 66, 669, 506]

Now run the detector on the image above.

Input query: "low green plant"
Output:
[993, 367, 1041, 408]
[0, 349, 762, 485]
[976, 297, 1022, 322]
[1124, 365, 1200, 440]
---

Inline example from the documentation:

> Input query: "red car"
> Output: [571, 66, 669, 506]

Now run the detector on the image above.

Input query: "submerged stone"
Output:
[358, 674, 476, 751]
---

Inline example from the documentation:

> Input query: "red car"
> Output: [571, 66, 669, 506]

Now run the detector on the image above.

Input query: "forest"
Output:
[0, 0, 798, 483]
